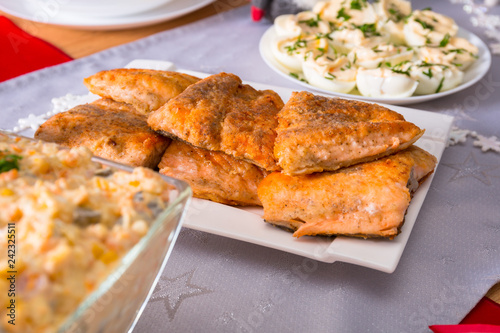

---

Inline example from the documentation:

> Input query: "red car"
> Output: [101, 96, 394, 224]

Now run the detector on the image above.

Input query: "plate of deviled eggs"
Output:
[259, 0, 491, 105]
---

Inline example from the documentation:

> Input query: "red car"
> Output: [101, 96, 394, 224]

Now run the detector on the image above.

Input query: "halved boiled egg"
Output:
[374, 0, 412, 44]
[348, 43, 414, 69]
[410, 61, 464, 95]
[274, 12, 332, 38]
[330, 26, 389, 53]
[356, 67, 418, 97]
[313, 0, 378, 26]
[302, 55, 357, 93]
[417, 36, 479, 70]
[404, 9, 458, 46]
[271, 35, 334, 72]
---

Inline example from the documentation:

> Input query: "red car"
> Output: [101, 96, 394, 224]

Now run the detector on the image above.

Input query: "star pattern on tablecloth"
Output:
[443, 152, 500, 185]
[491, 42, 500, 55]
[150, 269, 212, 321]
[472, 134, 500, 153]
[447, 128, 474, 146]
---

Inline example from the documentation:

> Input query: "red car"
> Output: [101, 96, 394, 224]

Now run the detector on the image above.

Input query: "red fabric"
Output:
[460, 297, 500, 325]
[0, 16, 72, 82]
[251, 6, 265, 21]
[429, 324, 500, 332]
[429, 297, 500, 332]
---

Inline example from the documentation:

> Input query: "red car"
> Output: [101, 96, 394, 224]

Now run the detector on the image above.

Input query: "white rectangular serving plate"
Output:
[21, 59, 453, 273]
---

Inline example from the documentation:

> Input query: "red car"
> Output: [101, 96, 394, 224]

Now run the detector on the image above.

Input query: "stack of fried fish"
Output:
[36, 68, 437, 239]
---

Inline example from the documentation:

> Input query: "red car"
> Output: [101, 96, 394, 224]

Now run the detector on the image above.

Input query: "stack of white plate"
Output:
[0, 0, 215, 30]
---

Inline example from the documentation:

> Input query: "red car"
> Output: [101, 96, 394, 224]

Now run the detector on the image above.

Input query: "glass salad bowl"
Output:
[0, 132, 191, 333]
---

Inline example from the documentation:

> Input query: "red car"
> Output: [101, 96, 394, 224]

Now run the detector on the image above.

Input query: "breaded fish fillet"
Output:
[148, 72, 284, 171]
[84, 69, 200, 114]
[258, 146, 437, 239]
[274, 91, 424, 175]
[159, 140, 269, 206]
[34, 103, 170, 168]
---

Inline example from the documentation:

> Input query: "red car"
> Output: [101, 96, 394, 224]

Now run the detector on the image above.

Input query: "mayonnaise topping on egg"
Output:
[302, 55, 357, 93]
[374, 0, 412, 45]
[417, 36, 479, 70]
[330, 25, 389, 53]
[313, 0, 378, 26]
[356, 67, 418, 97]
[348, 43, 414, 69]
[404, 9, 458, 46]
[374, 0, 412, 44]
[374, 0, 412, 22]
[274, 12, 332, 38]
[271, 35, 307, 71]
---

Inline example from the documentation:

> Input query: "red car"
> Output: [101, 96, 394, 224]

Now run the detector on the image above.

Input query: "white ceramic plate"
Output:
[259, 26, 491, 106]
[179, 69, 452, 273]
[21, 60, 453, 273]
[0, 0, 215, 30]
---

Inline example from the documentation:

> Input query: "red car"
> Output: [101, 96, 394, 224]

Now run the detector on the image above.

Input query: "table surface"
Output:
[1, 0, 499, 326]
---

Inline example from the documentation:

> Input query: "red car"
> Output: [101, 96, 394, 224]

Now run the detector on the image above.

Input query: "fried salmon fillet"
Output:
[258, 146, 437, 239]
[84, 69, 200, 114]
[34, 103, 170, 168]
[159, 140, 269, 206]
[275, 91, 424, 175]
[91, 97, 141, 115]
[148, 72, 284, 171]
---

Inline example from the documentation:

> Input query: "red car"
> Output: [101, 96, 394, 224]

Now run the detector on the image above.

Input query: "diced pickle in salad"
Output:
[270, 0, 479, 97]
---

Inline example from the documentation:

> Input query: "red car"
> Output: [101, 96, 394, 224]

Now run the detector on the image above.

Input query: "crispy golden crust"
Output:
[158, 140, 269, 206]
[84, 69, 200, 114]
[90, 97, 140, 115]
[34, 103, 171, 168]
[274, 91, 425, 175]
[147, 72, 284, 171]
[258, 146, 437, 239]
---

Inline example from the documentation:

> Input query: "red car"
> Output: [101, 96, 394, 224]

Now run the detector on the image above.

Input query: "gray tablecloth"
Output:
[1, 1, 499, 332]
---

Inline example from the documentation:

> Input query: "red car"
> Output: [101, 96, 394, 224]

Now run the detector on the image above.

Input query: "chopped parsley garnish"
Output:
[315, 47, 326, 60]
[355, 23, 380, 37]
[352, 53, 358, 64]
[422, 7, 432, 11]
[414, 18, 434, 31]
[337, 8, 351, 21]
[350, 0, 366, 10]
[388, 6, 405, 22]
[435, 77, 445, 93]
[289, 72, 308, 83]
[417, 61, 449, 69]
[0, 151, 22, 174]
[325, 73, 337, 80]
[439, 33, 451, 47]
[391, 68, 411, 76]
[299, 14, 321, 28]
[285, 37, 307, 54]
[422, 68, 433, 78]
[390, 61, 412, 76]
[446, 48, 466, 54]
[315, 32, 333, 40]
